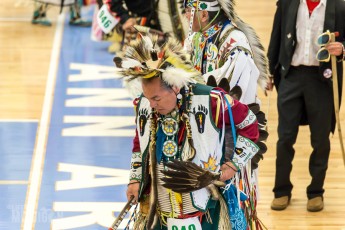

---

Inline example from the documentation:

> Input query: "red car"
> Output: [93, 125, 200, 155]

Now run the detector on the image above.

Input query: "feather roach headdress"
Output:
[114, 34, 204, 97]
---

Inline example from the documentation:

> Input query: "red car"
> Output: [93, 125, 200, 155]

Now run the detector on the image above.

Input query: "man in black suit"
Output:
[267, 0, 345, 212]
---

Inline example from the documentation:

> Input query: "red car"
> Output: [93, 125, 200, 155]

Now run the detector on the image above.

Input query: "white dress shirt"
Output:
[291, 0, 326, 66]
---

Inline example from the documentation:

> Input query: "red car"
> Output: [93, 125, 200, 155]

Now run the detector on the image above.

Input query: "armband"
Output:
[232, 135, 259, 169]
[130, 152, 143, 181]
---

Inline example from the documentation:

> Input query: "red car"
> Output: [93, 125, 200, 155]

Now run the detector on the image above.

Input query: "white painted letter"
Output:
[65, 88, 132, 107]
[56, 163, 129, 190]
[62, 116, 135, 137]
[68, 63, 121, 82]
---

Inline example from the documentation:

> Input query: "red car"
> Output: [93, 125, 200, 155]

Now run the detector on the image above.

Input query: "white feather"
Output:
[142, 35, 154, 52]
[113, 67, 124, 79]
[121, 58, 143, 69]
[158, 0, 173, 34]
[157, 0, 188, 41]
[236, 20, 269, 90]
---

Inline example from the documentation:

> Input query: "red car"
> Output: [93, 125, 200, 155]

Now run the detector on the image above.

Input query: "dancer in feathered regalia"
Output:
[95, 0, 187, 54]
[114, 34, 261, 229]
[182, 1, 270, 228]
[32, 0, 91, 26]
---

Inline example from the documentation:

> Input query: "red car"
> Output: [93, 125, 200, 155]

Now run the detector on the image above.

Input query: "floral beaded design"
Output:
[163, 140, 178, 157]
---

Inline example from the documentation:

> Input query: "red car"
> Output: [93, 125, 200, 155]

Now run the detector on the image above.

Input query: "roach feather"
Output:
[258, 129, 269, 142]
[229, 85, 242, 100]
[247, 103, 261, 114]
[218, 78, 230, 93]
[256, 141, 267, 154]
[206, 75, 217, 87]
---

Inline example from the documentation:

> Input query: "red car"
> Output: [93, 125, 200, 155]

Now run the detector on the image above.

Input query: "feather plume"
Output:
[141, 35, 155, 52]
[157, 0, 188, 42]
[133, 212, 147, 230]
[235, 19, 269, 90]
[218, 193, 232, 229]
[216, 0, 236, 22]
[121, 58, 143, 69]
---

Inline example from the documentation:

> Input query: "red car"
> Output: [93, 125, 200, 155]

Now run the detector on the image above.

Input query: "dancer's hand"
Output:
[220, 161, 238, 181]
[122, 18, 137, 32]
[126, 181, 140, 204]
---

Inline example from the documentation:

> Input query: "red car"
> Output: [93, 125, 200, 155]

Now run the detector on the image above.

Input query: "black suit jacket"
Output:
[267, 0, 345, 130]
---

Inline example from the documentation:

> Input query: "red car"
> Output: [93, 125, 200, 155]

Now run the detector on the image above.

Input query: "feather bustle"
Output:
[217, 0, 269, 90]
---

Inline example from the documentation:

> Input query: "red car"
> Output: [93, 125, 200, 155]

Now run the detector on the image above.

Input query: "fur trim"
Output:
[123, 78, 143, 98]
[162, 67, 197, 88]
[218, 193, 232, 229]
[133, 211, 148, 230]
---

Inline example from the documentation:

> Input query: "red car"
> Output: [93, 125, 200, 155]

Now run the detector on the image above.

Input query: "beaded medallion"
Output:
[162, 140, 178, 157]
[162, 118, 178, 136]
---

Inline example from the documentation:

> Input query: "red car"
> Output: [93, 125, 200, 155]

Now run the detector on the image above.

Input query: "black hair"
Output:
[207, 9, 228, 24]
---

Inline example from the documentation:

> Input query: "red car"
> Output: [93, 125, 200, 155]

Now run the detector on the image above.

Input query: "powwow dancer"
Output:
[183, 0, 269, 102]
[95, 0, 187, 54]
[32, 0, 92, 26]
[114, 35, 261, 229]
[182, 0, 270, 227]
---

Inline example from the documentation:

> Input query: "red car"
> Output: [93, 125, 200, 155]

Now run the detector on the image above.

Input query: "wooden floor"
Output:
[0, 0, 344, 229]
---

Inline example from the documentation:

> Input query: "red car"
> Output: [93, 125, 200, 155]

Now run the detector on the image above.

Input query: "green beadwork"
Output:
[199, 2, 207, 10]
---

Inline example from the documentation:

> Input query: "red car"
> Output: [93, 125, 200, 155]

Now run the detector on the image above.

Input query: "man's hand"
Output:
[122, 18, 137, 32]
[126, 181, 140, 204]
[266, 77, 274, 91]
[325, 41, 344, 56]
[220, 161, 238, 181]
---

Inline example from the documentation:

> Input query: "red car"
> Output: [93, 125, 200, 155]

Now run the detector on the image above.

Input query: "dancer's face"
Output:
[142, 77, 178, 115]
[185, 7, 209, 32]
